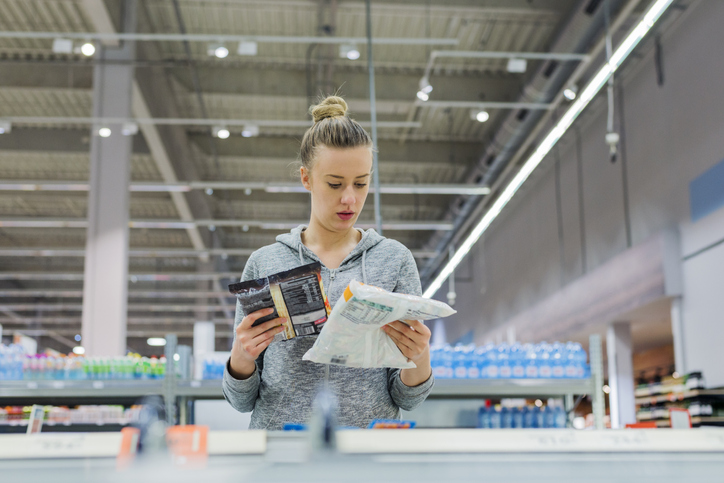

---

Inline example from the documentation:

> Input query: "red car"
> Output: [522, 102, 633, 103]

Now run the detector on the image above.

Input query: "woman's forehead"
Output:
[314, 145, 373, 175]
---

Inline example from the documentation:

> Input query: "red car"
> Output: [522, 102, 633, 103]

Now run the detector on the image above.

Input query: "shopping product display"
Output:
[229, 262, 332, 341]
[431, 341, 590, 379]
[0, 343, 166, 380]
[303, 280, 456, 369]
[201, 353, 228, 380]
[0, 404, 144, 426]
[477, 403, 568, 429]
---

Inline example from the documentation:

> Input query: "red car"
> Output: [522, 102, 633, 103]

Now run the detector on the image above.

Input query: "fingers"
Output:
[240, 325, 284, 358]
[383, 324, 418, 354]
[246, 317, 286, 340]
[385, 321, 428, 345]
[239, 307, 276, 330]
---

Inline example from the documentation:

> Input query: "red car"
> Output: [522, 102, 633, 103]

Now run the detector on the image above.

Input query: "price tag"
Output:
[52, 381, 65, 389]
[26, 382, 38, 389]
[92, 381, 105, 389]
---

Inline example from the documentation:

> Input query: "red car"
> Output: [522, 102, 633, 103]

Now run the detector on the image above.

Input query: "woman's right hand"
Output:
[228, 308, 286, 380]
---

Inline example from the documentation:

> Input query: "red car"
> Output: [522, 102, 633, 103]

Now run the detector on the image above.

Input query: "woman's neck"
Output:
[302, 217, 360, 253]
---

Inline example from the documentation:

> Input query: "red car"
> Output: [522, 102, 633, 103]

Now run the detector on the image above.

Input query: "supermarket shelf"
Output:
[635, 389, 724, 406]
[0, 380, 164, 399]
[428, 378, 594, 398]
[0, 421, 128, 433]
[176, 380, 223, 398]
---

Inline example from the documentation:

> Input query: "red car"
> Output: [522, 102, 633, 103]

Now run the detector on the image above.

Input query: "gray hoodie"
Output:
[222, 225, 435, 430]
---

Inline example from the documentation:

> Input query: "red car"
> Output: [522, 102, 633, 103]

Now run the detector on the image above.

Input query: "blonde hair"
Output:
[300, 95, 373, 171]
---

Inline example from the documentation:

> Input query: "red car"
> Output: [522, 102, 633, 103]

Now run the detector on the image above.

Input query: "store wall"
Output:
[442, 1, 724, 357]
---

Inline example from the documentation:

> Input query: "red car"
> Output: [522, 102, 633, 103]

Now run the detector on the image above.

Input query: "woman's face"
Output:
[301, 145, 373, 233]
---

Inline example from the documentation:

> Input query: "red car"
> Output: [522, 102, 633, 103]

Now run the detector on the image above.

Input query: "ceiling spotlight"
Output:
[339, 44, 360, 60]
[416, 90, 430, 102]
[221, 252, 229, 260]
[212, 126, 230, 139]
[0, 120, 11, 134]
[72, 346, 85, 355]
[241, 125, 259, 138]
[602, 385, 611, 394]
[147, 337, 167, 347]
[52, 38, 73, 54]
[506, 58, 527, 73]
[237, 41, 258, 56]
[74, 334, 81, 342]
[563, 85, 578, 101]
[98, 127, 111, 138]
[121, 122, 138, 136]
[419, 77, 433, 95]
[208, 42, 229, 59]
[470, 110, 490, 122]
[242, 225, 249, 232]
[208, 224, 216, 232]
[80, 41, 96, 57]
[205, 188, 214, 195]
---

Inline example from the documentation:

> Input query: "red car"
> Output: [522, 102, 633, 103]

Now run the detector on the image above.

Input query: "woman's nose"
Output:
[341, 186, 356, 205]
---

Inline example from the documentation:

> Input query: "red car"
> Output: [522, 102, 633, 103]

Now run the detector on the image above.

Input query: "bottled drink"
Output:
[497, 344, 512, 379]
[551, 342, 565, 378]
[510, 343, 525, 379]
[467, 345, 481, 379]
[490, 406, 502, 428]
[538, 343, 553, 379]
[453, 345, 467, 379]
[554, 406, 567, 428]
[524, 406, 537, 428]
[512, 407, 524, 428]
[501, 406, 512, 428]
[525, 344, 539, 378]
[477, 406, 491, 429]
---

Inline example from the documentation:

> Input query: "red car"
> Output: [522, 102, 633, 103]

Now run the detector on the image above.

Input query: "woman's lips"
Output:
[337, 212, 354, 221]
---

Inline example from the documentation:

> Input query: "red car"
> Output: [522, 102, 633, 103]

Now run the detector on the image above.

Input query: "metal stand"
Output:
[589, 334, 605, 430]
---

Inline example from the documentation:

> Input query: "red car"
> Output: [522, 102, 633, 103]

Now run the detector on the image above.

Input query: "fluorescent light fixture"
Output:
[208, 42, 229, 58]
[52, 38, 73, 54]
[563, 85, 578, 100]
[339, 44, 360, 60]
[212, 126, 230, 139]
[0, 120, 10, 134]
[237, 41, 258, 56]
[147, 337, 166, 347]
[80, 42, 95, 56]
[471, 110, 490, 123]
[241, 125, 259, 137]
[72, 346, 85, 355]
[506, 58, 527, 73]
[416, 90, 429, 102]
[423, 0, 674, 299]
[121, 122, 138, 136]
[98, 127, 111, 137]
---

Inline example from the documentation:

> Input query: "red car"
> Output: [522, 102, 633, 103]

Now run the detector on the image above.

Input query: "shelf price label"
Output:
[166, 425, 209, 468]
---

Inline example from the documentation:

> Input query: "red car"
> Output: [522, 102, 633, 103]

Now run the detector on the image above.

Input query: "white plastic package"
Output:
[302, 280, 456, 369]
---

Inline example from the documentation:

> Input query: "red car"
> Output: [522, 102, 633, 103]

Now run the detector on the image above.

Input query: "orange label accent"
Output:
[166, 425, 209, 468]
[344, 285, 353, 302]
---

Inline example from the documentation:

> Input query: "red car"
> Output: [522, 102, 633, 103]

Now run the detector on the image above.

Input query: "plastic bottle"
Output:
[484, 344, 498, 379]
[441, 345, 454, 379]
[551, 342, 565, 379]
[490, 406, 502, 429]
[544, 405, 555, 428]
[512, 406, 524, 428]
[453, 345, 467, 379]
[510, 343, 525, 379]
[497, 344, 512, 379]
[524, 405, 537, 428]
[554, 405, 567, 428]
[538, 343, 553, 379]
[468, 346, 482, 379]
[524, 344, 539, 379]
[477, 406, 491, 429]
[501, 406, 512, 428]
[430, 345, 444, 379]
[536, 405, 548, 428]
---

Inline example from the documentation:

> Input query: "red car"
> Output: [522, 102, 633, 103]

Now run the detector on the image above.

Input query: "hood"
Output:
[276, 224, 385, 268]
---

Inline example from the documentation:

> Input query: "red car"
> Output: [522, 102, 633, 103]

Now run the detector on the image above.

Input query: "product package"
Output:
[228, 262, 332, 341]
[303, 280, 456, 369]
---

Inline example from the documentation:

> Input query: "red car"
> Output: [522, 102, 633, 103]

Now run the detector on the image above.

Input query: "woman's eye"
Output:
[355, 184, 367, 188]
[328, 183, 341, 189]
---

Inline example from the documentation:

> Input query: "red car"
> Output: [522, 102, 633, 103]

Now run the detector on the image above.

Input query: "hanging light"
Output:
[98, 127, 111, 138]
[0, 121, 11, 134]
[470, 110, 490, 123]
[563, 85, 578, 101]
[72, 346, 85, 355]
[147, 338, 166, 347]
[212, 126, 230, 139]
[208, 42, 229, 59]
[339, 44, 360, 60]
[241, 125, 259, 138]
[80, 41, 96, 57]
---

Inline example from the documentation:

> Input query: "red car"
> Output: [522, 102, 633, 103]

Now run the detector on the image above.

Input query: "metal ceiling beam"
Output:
[0, 181, 489, 196]
[0, 248, 438, 259]
[414, 101, 553, 110]
[0, 218, 453, 231]
[0, 290, 231, 298]
[0, 31, 458, 46]
[1, 304, 234, 312]
[2, 317, 231, 324]
[0, 272, 240, 282]
[1, 116, 420, 130]
[4, 328, 231, 339]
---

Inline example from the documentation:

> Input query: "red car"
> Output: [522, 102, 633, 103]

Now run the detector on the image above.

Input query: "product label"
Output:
[526, 366, 539, 378]
[487, 365, 499, 378]
[468, 367, 480, 379]
[512, 366, 525, 378]
[553, 366, 564, 378]
[339, 297, 394, 325]
[500, 366, 512, 378]
[454, 366, 467, 379]
[539, 366, 552, 378]
[565, 366, 577, 377]
[229, 262, 331, 341]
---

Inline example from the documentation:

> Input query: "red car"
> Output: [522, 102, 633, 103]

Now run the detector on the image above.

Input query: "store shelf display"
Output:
[431, 341, 589, 380]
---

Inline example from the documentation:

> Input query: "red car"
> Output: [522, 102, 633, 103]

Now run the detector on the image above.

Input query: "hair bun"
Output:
[310, 96, 348, 123]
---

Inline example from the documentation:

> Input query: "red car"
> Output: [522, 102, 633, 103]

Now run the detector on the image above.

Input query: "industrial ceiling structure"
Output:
[0, 0, 683, 354]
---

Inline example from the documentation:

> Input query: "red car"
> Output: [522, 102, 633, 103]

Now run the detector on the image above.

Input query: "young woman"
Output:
[223, 96, 434, 430]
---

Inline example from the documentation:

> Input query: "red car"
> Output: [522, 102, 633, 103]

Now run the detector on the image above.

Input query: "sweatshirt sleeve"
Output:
[222, 256, 265, 414]
[386, 246, 435, 411]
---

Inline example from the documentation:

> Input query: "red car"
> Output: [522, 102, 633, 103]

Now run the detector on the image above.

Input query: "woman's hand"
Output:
[383, 320, 433, 386]
[229, 308, 286, 380]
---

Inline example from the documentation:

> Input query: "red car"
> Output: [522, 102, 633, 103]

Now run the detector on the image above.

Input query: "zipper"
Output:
[328, 269, 336, 297]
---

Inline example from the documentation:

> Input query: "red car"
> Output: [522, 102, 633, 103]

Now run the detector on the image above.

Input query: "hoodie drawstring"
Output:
[298, 245, 304, 265]
[361, 250, 368, 284]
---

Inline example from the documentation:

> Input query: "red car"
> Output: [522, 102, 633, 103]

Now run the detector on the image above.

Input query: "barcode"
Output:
[295, 325, 316, 336]
[330, 356, 347, 364]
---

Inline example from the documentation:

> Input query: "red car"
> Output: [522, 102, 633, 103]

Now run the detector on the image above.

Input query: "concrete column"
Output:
[606, 322, 636, 429]
[81, 1, 136, 356]
[670, 297, 687, 375]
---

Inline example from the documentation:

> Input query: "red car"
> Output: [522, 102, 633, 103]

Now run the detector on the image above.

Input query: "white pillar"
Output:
[670, 297, 687, 375]
[606, 322, 636, 428]
[193, 322, 216, 380]
[81, 1, 136, 356]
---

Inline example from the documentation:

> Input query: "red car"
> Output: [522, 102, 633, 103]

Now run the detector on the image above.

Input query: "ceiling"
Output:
[0, 0, 669, 354]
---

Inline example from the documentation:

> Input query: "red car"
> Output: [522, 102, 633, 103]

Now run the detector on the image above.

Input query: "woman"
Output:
[223, 96, 434, 430]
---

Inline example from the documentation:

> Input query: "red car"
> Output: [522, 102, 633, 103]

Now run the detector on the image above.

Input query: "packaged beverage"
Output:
[467, 345, 481, 379]
[544, 405, 555, 428]
[510, 343, 525, 379]
[489, 407, 502, 429]
[303, 280, 455, 368]
[551, 342, 565, 378]
[478, 406, 491, 429]
[524, 344, 539, 378]
[498, 344, 512, 378]
[484, 344, 499, 379]
[501, 407, 512, 428]
[538, 343, 553, 378]
[441, 345, 454, 378]
[453, 345, 467, 379]
[554, 406, 567, 428]
[524, 406, 537, 428]
[536, 406, 547, 428]
[511, 407, 524, 428]
[229, 262, 332, 341]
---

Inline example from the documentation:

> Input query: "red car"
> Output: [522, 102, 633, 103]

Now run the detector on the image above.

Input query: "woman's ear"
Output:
[300, 166, 312, 192]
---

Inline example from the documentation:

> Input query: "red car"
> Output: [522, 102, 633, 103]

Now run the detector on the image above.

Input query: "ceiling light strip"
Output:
[422, 0, 673, 298]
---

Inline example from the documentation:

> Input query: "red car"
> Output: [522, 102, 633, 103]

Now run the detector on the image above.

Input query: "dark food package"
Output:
[228, 262, 332, 341]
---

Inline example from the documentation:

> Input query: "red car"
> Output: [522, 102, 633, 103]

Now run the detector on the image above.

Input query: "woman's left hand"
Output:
[382, 320, 431, 363]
